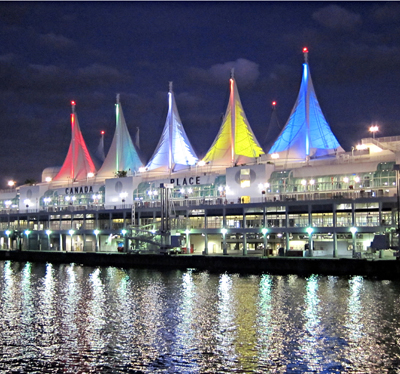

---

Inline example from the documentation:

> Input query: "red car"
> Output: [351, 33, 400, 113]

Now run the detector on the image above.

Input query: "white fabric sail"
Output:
[96, 95, 143, 178]
[202, 71, 264, 167]
[268, 49, 343, 159]
[146, 82, 198, 171]
[53, 101, 97, 182]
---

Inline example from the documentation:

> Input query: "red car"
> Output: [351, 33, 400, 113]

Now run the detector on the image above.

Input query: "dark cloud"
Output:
[372, 3, 400, 23]
[39, 33, 76, 50]
[187, 58, 260, 87]
[312, 5, 362, 32]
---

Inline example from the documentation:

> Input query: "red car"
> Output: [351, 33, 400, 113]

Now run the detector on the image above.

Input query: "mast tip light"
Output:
[303, 47, 308, 53]
[71, 100, 76, 106]
[101, 130, 105, 135]
[272, 101, 276, 106]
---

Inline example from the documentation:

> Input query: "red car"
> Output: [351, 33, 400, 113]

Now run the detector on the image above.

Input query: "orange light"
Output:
[303, 47, 308, 53]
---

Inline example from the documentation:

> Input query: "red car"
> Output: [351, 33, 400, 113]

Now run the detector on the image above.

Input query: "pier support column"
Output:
[286, 232, 290, 254]
[203, 233, 208, 255]
[242, 233, 247, 256]
[333, 232, 337, 258]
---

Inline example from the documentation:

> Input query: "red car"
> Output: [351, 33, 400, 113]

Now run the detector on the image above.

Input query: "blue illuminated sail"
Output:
[96, 95, 143, 177]
[146, 82, 198, 171]
[268, 48, 343, 159]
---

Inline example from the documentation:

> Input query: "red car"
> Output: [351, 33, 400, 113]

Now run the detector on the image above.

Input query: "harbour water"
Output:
[0, 261, 400, 373]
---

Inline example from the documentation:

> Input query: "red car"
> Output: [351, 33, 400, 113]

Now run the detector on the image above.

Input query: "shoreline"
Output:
[1, 250, 399, 279]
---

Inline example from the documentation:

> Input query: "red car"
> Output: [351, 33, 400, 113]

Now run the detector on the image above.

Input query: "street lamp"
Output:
[7, 180, 15, 188]
[350, 227, 357, 258]
[221, 228, 228, 255]
[24, 229, 31, 250]
[369, 125, 379, 139]
[185, 229, 190, 254]
[5, 230, 10, 249]
[262, 228, 268, 257]
[94, 229, 100, 252]
[46, 229, 51, 250]
[306, 227, 313, 257]
[68, 229, 75, 251]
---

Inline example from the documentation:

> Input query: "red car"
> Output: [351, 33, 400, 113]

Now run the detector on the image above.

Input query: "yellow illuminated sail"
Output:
[203, 74, 264, 166]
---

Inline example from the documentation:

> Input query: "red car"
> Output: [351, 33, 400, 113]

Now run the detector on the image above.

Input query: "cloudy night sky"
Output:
[1, 2, 400, 184]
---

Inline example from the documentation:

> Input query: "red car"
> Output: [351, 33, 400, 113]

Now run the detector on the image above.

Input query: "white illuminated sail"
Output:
[146, 82, 198, 172]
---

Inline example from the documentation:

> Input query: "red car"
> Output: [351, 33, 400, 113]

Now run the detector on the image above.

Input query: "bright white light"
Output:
[187, 188, 193, 193]
[306, 227, 313, 235]
[87, 172, 94, 178]
[218, 186, 223, 192]
[350, 227, 357, 234]
[180, 188, 185, 194]
[354, 176, 360, 183]
[197, 160, 206, 166]
[343, 177, 349, 183]
[264, 182, 270, 188]
[301, 179, 307, 186]
[4, 200, 12, 207]
[138, 167, 147, 173]
[65, 196, 70, 201]
[309, 179, 315, 185]
[120, 192, 128, 199]
[68, 229, 74, 236]
[7, 180, 15, 187]
[24, 199, 31, 206]
[45, 177, 52, 182]
[271, 153, 279, 159]
[356, 144, 368, 150]
[46, 229, 51, 236]
[258, 183, 264, 190]
[221, 228, 227, 235]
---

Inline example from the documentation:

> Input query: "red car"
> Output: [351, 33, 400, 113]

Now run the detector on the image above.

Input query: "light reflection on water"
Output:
[0, 262, 400, 372]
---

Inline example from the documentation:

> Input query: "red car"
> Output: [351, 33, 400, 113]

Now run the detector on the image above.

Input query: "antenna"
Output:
[303, 47, 309, 63]
[169, 81, 173, 92]
[71, 100, 76, 113]
[116, 93, 120, 104]
[230, 68, 235, 79]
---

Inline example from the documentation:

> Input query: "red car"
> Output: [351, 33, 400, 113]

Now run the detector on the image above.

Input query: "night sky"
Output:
[1, 2, 400, 185]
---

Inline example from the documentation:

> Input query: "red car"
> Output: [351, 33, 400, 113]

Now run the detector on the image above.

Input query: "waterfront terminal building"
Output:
[1, 50, 399, 259]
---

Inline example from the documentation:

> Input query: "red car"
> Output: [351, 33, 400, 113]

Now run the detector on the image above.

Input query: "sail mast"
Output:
[168, 82, 173, 171]
[230, 69, 235, 165]
[70, 100, 76, 180]
[303, 47, 310, 160]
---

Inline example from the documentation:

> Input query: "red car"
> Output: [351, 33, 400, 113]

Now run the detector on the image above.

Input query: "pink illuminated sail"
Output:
[53, 101, 97, 182]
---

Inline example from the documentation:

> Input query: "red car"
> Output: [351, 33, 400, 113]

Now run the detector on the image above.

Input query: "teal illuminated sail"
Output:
[146, 82, 198, 172]
[268, 48, 343, 159]
[96, 95, 143, 177]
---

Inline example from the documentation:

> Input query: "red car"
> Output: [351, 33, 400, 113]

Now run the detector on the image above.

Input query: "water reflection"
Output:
[0, 262, 400, 372]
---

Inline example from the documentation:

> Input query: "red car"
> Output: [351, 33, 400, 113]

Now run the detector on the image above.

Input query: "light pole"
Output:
[369, 125, 379, 139]
[68, 229, 75, 251]
[262, 228, 268, 257]
[221, 228, 228, 255]
[121, 229, 127, 253]
[306, 227, 313, 257]
[94, 229, 100, 252]
[46, 229, 51, 250]
[24, 230, 31, 250]
[350, 227, 357, 258]
[5, 230, 10, 249]
[185, 229, 190, 254]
